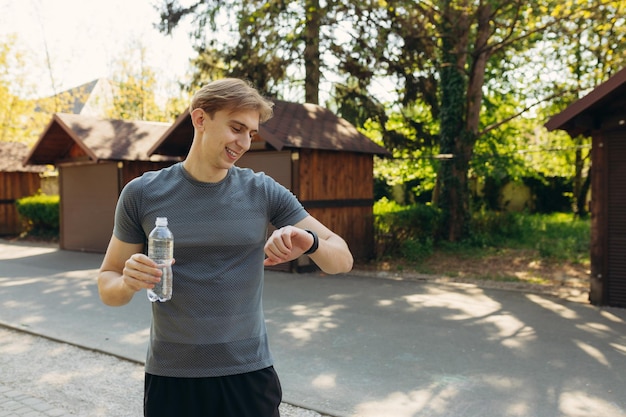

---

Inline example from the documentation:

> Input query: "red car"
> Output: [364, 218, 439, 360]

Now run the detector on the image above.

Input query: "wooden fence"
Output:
[297, 149, 375, 260]
[0, 171, 42, 235]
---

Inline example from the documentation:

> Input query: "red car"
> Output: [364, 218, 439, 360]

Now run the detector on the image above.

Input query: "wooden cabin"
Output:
[545, 67, 626, 307]
[149, 100, 390, 269]
[0, 142, 48, 235]
[24, 113, 178, 252]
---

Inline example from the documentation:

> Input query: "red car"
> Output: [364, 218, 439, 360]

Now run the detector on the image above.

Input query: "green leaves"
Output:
[153, 0, 624, 239]
[15, 194, 60, 233]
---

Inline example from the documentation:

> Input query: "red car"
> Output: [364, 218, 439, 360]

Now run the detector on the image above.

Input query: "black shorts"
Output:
[144, 366, 282, 417]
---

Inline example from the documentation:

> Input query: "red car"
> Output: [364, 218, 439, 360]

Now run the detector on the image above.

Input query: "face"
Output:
[195, 107, 260, 175]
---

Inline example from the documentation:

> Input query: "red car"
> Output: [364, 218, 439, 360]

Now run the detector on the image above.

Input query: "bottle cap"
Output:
[155, 217, 168, 226]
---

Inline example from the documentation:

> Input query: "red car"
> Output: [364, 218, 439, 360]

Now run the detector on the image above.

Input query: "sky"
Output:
[0, 0, 393, 105]
[0, 0, 197, 97]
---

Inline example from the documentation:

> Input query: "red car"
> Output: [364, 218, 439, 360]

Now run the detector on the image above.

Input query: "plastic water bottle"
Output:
[147, 217, 173, 302]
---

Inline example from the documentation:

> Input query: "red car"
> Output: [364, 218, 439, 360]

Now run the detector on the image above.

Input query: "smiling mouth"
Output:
[225, 147, 239, 158]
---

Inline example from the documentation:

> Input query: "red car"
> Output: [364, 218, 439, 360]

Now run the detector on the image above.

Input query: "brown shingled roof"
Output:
[25, 113, 174, 165]
[148, 100, 391, 157]
[0, 141, 47, 173]
[545, 66, 626, 136]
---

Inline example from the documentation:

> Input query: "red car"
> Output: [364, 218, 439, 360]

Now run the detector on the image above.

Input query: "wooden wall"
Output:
[297, 149, 375, 260]
[56, 160, 178, 253]
[0, 172, 42, 235]
[59, 163, 119, 252]
[590, 132, 606, 305]
[590, 129, 626, 307]
[120, 160, 178, 188]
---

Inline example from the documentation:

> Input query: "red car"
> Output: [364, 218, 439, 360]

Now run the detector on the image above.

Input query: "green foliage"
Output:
[471, 94, 534, 181]
[466, 210, 526, 247]
[107, 43, 184, 122]
[157, 1, 314, 98]
[373, 198, 440, 260]
[15, 194, 60, 236]
[0, 35, 39, 145]
[156, 1, 623, 239]
[400, 237, 435, 263]
[523, 176, 573, 213]
[514, 212, 589, 261]
[465, 211, 589, 262]
[470, 174, 575, 213]
[374, 199, 589, 264]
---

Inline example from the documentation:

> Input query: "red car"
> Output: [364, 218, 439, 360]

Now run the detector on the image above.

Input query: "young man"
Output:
[97, 78, 353, 417]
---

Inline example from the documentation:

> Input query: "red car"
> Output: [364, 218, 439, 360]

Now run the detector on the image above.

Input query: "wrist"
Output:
[303, 229, 319, 255]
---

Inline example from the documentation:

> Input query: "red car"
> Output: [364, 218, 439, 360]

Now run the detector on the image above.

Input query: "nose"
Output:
[238, 133, 253, 150]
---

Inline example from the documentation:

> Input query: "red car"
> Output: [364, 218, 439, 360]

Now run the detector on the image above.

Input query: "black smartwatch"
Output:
[303, 229, 319, 255]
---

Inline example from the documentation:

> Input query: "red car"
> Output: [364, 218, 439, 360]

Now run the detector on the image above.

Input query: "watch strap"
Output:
[303, 229, 319, 255]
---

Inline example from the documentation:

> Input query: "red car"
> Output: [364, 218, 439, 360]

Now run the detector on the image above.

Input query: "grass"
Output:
[367, 211, 591, 288]
[437, 212, 590, 262]
[482, 212, 590, 262]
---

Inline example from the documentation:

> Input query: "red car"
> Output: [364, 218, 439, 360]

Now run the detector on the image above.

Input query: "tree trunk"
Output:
[304, 0, 321, 104]
[436, 0, 470, 241]
[437, 71, 469, 241]
[576, 169, 591, 219]
[436, 1, 492, 242]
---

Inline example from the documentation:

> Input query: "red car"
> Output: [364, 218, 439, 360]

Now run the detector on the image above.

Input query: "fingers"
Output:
[263, 257, 279, 267]
[264, 227, 293, 264]
[264, 226, 313, 265]
[121, 253, 162, 292]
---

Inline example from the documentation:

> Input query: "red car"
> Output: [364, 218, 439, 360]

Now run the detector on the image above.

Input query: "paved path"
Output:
[0, 384, 66, 417]
[2, 239, 626, 417]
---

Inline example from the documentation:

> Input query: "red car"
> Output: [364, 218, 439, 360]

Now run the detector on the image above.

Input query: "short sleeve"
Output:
[264, 174, 309, 228]
[113, 177, 147, 244]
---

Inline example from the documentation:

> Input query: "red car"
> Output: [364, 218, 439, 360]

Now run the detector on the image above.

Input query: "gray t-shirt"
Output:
[113, 162, 308, 377]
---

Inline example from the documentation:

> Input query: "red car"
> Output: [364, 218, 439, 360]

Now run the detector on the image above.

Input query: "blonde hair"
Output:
[189, 78, 274, 123]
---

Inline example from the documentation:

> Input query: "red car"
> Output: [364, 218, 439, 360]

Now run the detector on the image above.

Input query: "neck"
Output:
[182, 158, 228, 183]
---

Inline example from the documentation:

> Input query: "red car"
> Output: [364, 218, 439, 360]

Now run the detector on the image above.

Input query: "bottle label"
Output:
[148, 238, 173, 261]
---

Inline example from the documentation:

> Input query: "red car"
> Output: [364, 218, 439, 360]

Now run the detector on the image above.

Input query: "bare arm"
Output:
[263, 215, 353, 274]
[97, 236, 162, 306]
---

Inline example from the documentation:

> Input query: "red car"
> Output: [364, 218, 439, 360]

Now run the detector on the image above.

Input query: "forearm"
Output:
[308, 233, 353, 274]
[97, 238, 147, 306]
[264, 218, 354, 273]
[97, 270, 136, 306]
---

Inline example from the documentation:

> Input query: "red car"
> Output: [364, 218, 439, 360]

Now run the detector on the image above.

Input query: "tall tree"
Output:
[156, 0, 355, 103]
[106, 43, 186, 122]
[538, 1, 626, 217]
[0, 34, 82, 145]
[0, 35, 34, 143]
[155, 0, 625, 240]
[340, 0, 625, 241]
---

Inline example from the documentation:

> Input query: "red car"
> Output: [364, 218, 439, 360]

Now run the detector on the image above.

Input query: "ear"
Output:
[190, 108, 205, 130]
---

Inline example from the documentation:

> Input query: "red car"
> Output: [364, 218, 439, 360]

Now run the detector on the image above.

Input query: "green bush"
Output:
[374, 198, 440, 258]
[468, 210, 527, 247]
[400, 237, 434, 262]
[529, 213, 590, 261]
[15, 194, 60, 236]
[464, 211, 588, 259]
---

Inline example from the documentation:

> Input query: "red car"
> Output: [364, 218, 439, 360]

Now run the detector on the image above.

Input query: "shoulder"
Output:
[121, 163, 182, 199]
[142, 163, 181, 183]
[125, 163, 181, 189]
[230, 166, 277, 187]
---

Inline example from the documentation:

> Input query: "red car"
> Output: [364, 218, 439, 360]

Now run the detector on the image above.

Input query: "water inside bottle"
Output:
[147, 261, 173, 302]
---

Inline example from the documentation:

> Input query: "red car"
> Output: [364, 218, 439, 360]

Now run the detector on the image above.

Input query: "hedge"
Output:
[15, 194, 60, 234]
